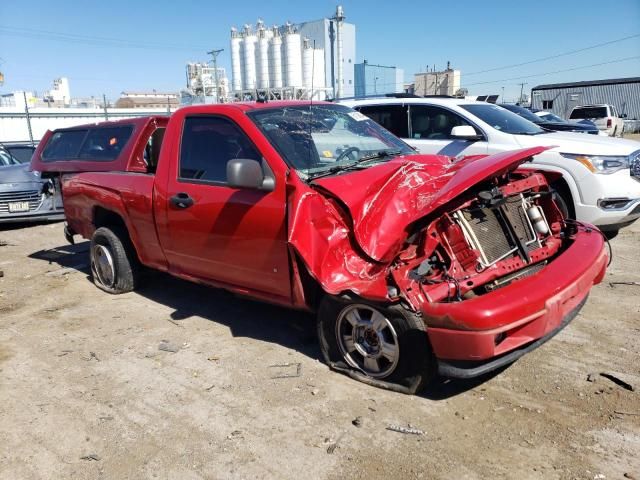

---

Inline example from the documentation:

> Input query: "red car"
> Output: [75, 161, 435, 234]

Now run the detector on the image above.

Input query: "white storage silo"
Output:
[302, 38, 313, 89]
[283, 23, 302, 88]
[230, 27, 243, 92]
[256, 21, 270, 89]
[269, 26, 283, 89]
[313, 48, 326, 93]
[243, 24, 257, 90]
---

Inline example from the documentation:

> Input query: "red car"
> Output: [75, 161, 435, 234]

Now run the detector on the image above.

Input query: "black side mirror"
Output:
[227, 158, 274, 191]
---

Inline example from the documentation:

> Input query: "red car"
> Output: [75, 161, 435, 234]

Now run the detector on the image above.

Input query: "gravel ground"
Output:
[0, 220, 639, 480]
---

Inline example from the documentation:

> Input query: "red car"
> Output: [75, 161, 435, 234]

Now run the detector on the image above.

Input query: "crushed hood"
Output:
[312, 146, 549, 262]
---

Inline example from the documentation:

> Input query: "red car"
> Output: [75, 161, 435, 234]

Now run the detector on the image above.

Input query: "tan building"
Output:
[413, 65, 461, 97]
[115, 92, 179, 109]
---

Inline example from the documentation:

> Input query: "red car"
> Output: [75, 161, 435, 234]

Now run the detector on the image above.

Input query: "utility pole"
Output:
[207, 48, 224, 103]
[23, 91, 34, 146]
[102, 94, 109, 121]
[518, 82, 527, 104]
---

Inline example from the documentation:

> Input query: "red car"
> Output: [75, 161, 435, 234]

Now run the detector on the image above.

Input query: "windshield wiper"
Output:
[308, 149, 403, 181]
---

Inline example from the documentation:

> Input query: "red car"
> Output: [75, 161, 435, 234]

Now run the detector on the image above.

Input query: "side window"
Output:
[542, 100, 553, 110]
[143, 127, 166, 174]
[179, 116, 261, 183]
[357, 105, 409, 138]
[410, 105, 476, 140]
[611, 106, 617, 117]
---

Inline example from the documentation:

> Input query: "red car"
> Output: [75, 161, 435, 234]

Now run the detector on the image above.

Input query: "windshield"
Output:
[501, 104, 544, 124]
[570, 106, 607, 119]
[247, 104, 414, 177]
[540, 112, 565, 122]
[461, 104, 546, 135]
[0, 149, 21, 167]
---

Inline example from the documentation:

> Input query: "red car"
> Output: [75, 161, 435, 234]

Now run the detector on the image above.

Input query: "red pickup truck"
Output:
[32, 101, 608, 394]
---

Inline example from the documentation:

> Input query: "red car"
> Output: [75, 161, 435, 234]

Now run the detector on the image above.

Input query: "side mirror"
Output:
[451, 125, 482, 141]
[621, 114, 627, 119]
[227, 158, 274, 191]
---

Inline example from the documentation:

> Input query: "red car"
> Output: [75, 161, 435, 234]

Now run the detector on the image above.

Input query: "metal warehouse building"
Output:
[531, 77, 640, 120]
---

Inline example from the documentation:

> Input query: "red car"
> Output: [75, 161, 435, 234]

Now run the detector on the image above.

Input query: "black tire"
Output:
[90, 226, 139, 294]
[317, 295, 435, 394]
[603, 229, 619, 240]
[612, 127, 617, 138]
[550, 184, 573, 220]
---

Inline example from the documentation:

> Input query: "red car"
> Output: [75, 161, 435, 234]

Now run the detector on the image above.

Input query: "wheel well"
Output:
[550, 177, 576, 219]
[93, 207, 127, 232]
[92, 207, 139, 259]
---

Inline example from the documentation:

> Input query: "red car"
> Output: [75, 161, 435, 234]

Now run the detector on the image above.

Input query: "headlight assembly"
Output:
[560, 153, 629, 174]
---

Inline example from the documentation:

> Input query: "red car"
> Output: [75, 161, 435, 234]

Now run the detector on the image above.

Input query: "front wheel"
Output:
[317, 296, 435, 394]
[90, 226, 139, 294]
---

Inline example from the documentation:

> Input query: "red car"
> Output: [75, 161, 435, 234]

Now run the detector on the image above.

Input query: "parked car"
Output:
[32, 104, 607, 394]
[569, 104, 625, 137]
[2, 142, 37, 163]
[343, 97, 640, 238]
[0, 145, 64, 223]
[500, 104, 599, 135]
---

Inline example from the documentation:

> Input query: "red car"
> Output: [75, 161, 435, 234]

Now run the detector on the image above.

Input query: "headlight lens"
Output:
[560, 153, 630, 174]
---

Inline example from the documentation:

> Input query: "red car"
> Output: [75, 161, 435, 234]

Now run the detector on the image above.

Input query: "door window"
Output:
[179, 116, 261, 183]
[356, 105, 409, 138]
[409, 105, 477, 140]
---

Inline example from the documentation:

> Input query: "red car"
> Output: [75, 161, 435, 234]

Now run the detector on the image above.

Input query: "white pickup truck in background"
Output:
[569, 104, 626, 137]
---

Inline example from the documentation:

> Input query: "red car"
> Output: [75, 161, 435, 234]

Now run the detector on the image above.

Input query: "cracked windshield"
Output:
[248, 104, 413, 177]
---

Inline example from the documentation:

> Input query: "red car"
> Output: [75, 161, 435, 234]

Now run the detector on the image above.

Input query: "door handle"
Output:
[170, 192, 194, 209]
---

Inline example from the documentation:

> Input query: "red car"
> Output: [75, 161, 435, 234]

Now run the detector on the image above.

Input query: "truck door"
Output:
[156, 113, 291, 301]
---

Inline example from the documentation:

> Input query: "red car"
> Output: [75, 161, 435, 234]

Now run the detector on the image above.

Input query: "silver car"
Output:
[0, 146, 64, 223]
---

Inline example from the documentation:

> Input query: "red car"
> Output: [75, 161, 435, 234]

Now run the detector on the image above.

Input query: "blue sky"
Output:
[1, 0, 638, 101]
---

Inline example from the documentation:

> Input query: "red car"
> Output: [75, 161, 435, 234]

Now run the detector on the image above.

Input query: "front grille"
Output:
[456, 194, 542, 268]
[0, 190, 43, 213]
[485, 261, 547, 292]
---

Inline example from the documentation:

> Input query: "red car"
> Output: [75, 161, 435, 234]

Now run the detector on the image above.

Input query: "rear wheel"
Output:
[90, 226, 139, 294]
[317, 296, 435, 394]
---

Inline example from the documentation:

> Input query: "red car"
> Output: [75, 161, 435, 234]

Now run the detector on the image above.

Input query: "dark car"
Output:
[2, 142, 37, 164]
[0, 145, 64, 224]
[500, 104, 599, 135]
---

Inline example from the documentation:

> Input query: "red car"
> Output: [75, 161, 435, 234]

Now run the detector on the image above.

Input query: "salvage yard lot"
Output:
[1, 221, 639, 479]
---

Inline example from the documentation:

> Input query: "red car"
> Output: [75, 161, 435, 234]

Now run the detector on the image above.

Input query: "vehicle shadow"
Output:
[420, 366, 509, 400]
[29, 241, 320, 361]
[0, 220, 62, 232]
[29, 241, 509, 400]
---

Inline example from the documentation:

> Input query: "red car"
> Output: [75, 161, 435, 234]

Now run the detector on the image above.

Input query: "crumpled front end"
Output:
[286, 147, 607, 378]
[385, 171, 607, 375]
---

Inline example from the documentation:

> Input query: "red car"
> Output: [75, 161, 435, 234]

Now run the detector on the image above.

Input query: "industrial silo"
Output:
[243, 24, 257, 90]
[269, 26, 283, 89]
[313, 48, 326, 98]
[256, 20, 270, 89]
[230, 27, 243, 92]
[283, 23, 302, 88]
[302, 38, 313, 89]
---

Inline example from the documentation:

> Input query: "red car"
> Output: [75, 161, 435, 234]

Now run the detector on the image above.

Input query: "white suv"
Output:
[569, 104, 625, 137]
[341, 97, 640, 237]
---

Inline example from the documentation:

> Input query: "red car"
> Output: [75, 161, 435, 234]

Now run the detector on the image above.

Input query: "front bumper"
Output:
[422, 227, 607, 375]
[0, 210, 65, 224]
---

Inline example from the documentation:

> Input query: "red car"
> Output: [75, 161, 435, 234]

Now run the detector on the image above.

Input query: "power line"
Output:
[462, 55, 640, 87]
[465, 33, 640, 76]
[0, 25, 210, 52]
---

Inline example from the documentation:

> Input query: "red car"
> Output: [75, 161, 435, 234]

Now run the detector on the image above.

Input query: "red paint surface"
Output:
[37, 102, 606, 364]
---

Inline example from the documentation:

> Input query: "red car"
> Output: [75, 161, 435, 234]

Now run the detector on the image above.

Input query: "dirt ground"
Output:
[0, 219, 639, 480]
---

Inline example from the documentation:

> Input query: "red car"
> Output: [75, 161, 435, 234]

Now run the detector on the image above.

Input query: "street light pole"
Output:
[207, 48, 224, 103]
